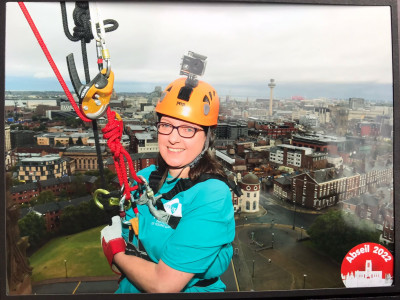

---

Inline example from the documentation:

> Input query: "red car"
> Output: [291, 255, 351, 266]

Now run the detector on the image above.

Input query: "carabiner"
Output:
[90, 2, 111, 78]
[93, 189, 120, 210]
[119, 195, 132, 225]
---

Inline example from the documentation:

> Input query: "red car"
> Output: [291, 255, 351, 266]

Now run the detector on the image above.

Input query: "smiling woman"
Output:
[2, 0, 399, 299]
[100, 73, 238, 293]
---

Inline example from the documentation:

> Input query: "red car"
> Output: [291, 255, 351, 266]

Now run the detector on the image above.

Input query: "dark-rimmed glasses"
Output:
[156, 122, 204, 138]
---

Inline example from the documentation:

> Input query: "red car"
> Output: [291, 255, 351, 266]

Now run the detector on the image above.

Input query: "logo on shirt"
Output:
[163, 198, 182, 217]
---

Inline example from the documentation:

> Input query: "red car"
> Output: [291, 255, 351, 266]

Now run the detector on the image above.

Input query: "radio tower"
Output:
[268, 79, 276, 117]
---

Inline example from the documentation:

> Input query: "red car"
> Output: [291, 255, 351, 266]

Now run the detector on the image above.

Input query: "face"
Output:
[158, 116, 206, 178]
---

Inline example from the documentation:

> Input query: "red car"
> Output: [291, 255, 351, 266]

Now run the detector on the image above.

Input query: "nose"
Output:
[168, 127, 181, 143]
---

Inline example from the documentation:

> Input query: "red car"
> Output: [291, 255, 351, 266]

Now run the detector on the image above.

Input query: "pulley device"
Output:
[64, 2, 115, 120]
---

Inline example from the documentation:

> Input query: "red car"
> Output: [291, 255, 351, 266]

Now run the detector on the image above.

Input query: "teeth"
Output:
[168, 148, 184, 152]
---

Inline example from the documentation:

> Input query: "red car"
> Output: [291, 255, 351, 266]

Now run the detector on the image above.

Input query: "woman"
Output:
[101, 77, 236, 293]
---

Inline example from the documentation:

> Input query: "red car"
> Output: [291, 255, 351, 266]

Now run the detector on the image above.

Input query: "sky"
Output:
[4, 2, 394, 101]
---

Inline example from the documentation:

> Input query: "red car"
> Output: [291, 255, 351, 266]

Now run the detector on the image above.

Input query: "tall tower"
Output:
[268, 79, 276, 116]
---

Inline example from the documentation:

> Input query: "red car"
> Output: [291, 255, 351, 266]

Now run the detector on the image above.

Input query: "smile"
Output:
[168, 147, 184, 153]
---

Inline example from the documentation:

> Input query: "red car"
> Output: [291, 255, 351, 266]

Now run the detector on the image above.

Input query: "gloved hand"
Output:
[101, 216, 126, 274]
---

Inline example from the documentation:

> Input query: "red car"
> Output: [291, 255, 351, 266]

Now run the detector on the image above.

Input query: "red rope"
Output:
[18, 2, 91, 123]
[19, 2, 143, 211]
[102, 108, 143, 211]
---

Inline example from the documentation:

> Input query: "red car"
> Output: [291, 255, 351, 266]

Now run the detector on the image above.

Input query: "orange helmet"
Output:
[155, 77, 219, 126]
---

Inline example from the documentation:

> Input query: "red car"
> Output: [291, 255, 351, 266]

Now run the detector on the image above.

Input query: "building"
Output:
[106, 152, 159, 175]
[292, 133, 347, 155]
[17, 154, 68, 183]
[268, 144, 327, 171]
[215, 149, 247, 173]
[291, 168, 347, 210]
[132, 132, 159, 153]
[237, 173, 260, 213]
[5, 125, 11, 152]
[216, 122, 248, 140]
[349, 97, 365, 110]
[10, 182, 39, 205]
[250, 121, 297, 138]
[380, 203, 394, 247]
[273, 176, 292, 201]
[356, 122, 380, 137]
[62, 145, 108, 172]
[11, 130, 36, 148]
[20, 195, 92, 231]
[299, 114, 319, 128]
[10, 175, 97, 205]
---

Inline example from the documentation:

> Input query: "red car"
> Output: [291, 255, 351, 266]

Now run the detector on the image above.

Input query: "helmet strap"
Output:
[187, 128, 210, 168]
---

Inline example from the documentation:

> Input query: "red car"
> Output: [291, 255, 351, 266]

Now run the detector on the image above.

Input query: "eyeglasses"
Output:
[156, 122, 204, 138]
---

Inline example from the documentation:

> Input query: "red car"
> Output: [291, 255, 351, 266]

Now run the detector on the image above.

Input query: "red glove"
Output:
[101, 216, 126, 274]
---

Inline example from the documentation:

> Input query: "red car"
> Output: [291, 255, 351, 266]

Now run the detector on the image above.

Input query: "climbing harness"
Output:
[132, 170, 242, 229]
[120, 169, 241, 287]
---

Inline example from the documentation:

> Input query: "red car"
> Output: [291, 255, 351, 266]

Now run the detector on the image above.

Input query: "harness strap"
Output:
[147, 170, 242, 229]
[193, 277, 218, 287]
[149, 169, 242, 200]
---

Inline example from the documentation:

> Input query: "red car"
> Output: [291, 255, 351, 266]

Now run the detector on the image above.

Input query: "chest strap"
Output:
[147, 170, 242, 230]
[149, 170, 243, 200]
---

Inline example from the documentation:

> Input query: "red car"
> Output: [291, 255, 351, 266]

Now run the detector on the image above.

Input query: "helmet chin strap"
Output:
[188, 129, 210, 168]
[166, 129, 211, 183]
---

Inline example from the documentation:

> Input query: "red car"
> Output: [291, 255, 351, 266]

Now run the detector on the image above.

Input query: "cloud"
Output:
[5, 2, 393, 100]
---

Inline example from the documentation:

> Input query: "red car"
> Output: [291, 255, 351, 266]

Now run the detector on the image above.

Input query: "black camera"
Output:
[180, 51, 207, 77]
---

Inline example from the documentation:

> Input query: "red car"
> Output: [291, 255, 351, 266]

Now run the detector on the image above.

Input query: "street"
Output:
[231, 190, 343, 291]
[237, 191, 320, 230]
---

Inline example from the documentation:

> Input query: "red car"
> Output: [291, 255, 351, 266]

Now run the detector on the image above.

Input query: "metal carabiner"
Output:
[119, 195, 131, 226]
[89, 2, 111, 78]
[93, 189, 120, 210]
[136, 175, 161, 206]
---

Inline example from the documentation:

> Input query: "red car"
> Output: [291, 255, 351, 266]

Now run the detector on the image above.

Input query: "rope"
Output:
[18, 2, 91, 123]
[19, 1, 143, 209]
[60, 1, 118, 83]
[102, 108, 143, 206]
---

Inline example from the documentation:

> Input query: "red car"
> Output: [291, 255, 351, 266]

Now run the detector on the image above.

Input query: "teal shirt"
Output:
[116, 165, 235, 293]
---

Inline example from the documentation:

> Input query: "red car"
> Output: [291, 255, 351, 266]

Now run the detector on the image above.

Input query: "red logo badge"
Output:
[341, 242, 393, 287]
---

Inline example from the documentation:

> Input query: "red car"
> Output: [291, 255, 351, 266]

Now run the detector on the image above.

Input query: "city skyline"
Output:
[5, 2, 394, 101]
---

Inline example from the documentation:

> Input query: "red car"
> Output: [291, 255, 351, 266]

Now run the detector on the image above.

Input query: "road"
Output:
[236, 191, 320, 230]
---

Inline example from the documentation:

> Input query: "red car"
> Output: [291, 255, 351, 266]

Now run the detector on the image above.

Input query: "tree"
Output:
[68, 136, 74, 146]
[57, 189, 69, 201]
[31, 190, 55, 206]
[60, 200, 109, 235]
[70, 174, 88, 198]
[18, 212, 47, 250]
[86, 168, 118, 192]
[307, 210, 379, 262]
